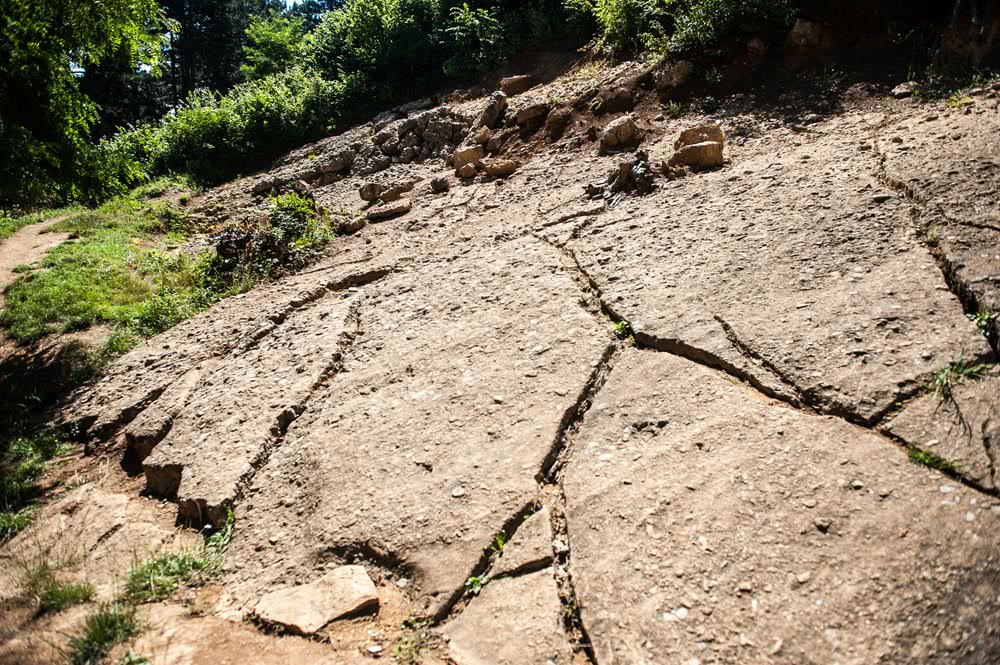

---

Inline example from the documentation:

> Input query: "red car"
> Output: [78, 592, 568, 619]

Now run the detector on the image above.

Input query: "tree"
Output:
[240, 13, 307, 80]
[0, 0, 162, 205]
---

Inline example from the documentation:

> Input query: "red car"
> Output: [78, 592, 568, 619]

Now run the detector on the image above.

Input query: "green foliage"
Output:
[123, 508, 232, 603]
[927, 356, 991, 400]
[908, 447, 959, 473]
[967, 311, 997, 337]
[669, 0, 797, 52]
[591, 0, 668, 54]
[209, 193, 334, 288]
[20, 559, 95, 615]
[0, 428, 67, 541]
[0, 193, 213, 344]
[464, 575, 484, 595]
[580, 0, 800, 55]
[0, 0, 163, 206]
[490, 530, 507, 554]
[443, 4, 504, 79]
[67, 602, 140, 665]
[241, 13, 308, 81]
[123, 551, 216, 603]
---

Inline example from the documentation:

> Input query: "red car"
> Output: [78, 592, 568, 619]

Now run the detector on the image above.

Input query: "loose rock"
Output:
[484, 159, 519, 178]
[366, 198, 412, 221]
[600, 115, 640, 153]
[254, 565, 379, 635]
[499, 74, 536, 97]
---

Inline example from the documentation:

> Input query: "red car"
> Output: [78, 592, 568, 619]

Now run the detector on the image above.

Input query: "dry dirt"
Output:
[1, 59, 998, 664]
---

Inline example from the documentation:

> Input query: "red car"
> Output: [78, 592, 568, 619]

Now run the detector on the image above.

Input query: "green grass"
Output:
[123, 550, 217, 603]
[967, 311, 997, 337]
[1, 194, 212, 344]
[908, 448, 960, 473]
[67, 603, 140, 665]
[464, 575, 484, 595]
[20, 559, 95, 615]
[927, 356, 991, 400]
[0, 428, 68, 541]
[123, 508, 233, 603]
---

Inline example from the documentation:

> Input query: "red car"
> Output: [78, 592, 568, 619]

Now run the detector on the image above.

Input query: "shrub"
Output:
[442, 3, 505, 79]
[209, 193, 333, 288]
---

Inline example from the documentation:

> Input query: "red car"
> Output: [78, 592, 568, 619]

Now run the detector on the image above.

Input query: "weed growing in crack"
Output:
[66, 602, 139, 665]
[490, 531, 507, 555]
[394, 618, 433, 665]
[464, 575, 484, 595]
[967, 311, 997, 338]
[117, 653, 152, 665]
[908, 448, 960, 473]
[20, 558, 95, 615]
[927, 356, 990, 400]
[123, 508, 233, 603]
[613, 321, 632, 340]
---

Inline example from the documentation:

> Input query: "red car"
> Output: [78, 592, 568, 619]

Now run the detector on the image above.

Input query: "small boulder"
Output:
[477, 91, 508, 130]
[431, 177, 450, 193]
[380, 179, 418, 203]
[545, 108, 572, 141]
[892, 81, 918, 98]
[515, 102, 551, 125]
[654, 61, 693, 91]
[475, 126, 493, 145]
[787, 19, 833, 49]
[600, 115, 640, 153]
[669, 141, 724, 170]
[359, 182, 385, 202]
[452, 145, 484, 170]
[367, 198, 412, 222]
[590, 87, 633, 115]
[484, 159, 519, 178]
[457, 163, 478, 179]
[500, 74, 537, 96]
[674, 124, 725, 150]
[254, 565, 378, 635]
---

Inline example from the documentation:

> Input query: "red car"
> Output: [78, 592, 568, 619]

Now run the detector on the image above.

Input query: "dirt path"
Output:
[0, 216, 70, 312]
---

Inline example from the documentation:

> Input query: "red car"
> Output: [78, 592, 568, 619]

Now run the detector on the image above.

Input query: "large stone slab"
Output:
[142, 291, 358, 526]
[254, 565, 378, 635]
[880, 102, 1000, 341]
[567, 112, 989, 424]
[564, 350, 1000, 665]
[441, 569, 573, 665]
[223, 238, 610, 617]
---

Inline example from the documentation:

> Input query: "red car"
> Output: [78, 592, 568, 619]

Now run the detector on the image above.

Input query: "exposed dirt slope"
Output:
[2, 62, 999, 664]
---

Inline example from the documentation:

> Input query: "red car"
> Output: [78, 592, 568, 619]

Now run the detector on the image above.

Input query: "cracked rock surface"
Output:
[12, 69, 997, 663]
[565, 351, 999, 665]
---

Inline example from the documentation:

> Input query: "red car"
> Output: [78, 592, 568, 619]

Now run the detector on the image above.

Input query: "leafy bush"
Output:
[669, 0, 798, 52]
[443, 3, 505, 79]
[241, 13, 308, 81]
[209, 193, 333, 288]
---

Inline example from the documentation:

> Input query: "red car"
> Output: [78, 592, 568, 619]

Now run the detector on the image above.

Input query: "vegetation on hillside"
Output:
[3, 0, 964, 210]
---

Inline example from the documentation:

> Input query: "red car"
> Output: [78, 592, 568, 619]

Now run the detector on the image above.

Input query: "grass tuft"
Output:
[394, 618, 432, 665]
[123, 508, 233, 603]
[67, 603, 139, 665]
[20, 558, 95, 615]
[927, 356, 991, 400]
